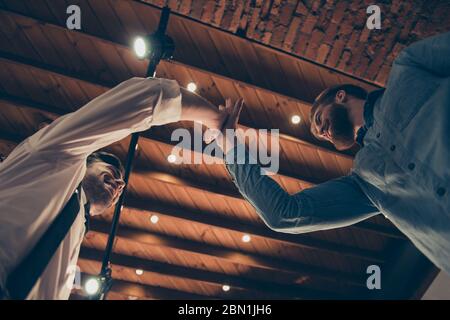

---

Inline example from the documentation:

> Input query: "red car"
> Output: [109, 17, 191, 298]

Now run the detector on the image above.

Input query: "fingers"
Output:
[230, 98, 244, 127]
[225, 98, 232, 110]
[227, 99, 236, 116]
[235, 99, 244, 120]
[216, 98, 245, 135]
[203, 128, 221, 144]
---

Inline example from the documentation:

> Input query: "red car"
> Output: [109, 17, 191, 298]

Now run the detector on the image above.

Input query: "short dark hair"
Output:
[87, 151, 124, 178]
[310, 84, 368, 123]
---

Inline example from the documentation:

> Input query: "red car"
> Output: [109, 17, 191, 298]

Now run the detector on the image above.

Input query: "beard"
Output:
[82, 173, 114, 211]
[328, 104, 355, 150]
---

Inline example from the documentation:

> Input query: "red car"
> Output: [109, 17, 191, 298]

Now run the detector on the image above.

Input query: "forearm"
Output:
[28, 77, 181, 158]
[225, 144, 379, 233]
[179, 87, 224, 129]
[225, 144, 314, 233]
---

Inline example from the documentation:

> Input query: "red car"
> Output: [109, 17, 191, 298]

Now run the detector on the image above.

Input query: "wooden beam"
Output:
[124, 200, 384, 263]
[131, 198, 388, 261]
[90, 220, 366, 287]
[79, 247, 340, 299]
[0, 92, 66, 116]
[0, 130, 23, 144]
[129, 172, 405, 241]
[134, 170, 242, 199]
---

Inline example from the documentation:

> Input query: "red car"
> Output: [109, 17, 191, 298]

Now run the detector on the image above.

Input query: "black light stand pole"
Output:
[95, 6, 174, 300]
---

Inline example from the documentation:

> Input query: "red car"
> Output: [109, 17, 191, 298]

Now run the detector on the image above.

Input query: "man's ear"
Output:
[335, 90, 346, 103]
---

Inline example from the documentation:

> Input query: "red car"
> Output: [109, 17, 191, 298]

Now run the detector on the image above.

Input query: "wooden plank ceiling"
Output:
[0, 0, 425, 299]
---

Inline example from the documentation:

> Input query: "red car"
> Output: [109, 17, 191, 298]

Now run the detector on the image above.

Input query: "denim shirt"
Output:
[225, 32, 450, 274]
[355, 88, 385, 146]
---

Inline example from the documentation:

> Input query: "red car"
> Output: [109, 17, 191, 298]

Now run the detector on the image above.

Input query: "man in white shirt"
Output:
[0, 76, 234, 299]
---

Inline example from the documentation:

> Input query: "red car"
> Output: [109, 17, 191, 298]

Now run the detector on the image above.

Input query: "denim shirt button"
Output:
[390, 145, 396, 151]
[437, 187, 446, 197]
[408, 163, 415, 170]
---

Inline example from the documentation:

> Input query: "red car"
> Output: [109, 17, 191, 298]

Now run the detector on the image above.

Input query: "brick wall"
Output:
[142, 0, 450, 86]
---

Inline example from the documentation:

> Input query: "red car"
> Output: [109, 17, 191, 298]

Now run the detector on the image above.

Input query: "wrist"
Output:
[218, 130, 241, 156]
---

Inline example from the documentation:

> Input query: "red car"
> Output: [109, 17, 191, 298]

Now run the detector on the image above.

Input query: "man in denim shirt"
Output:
[221, 32, 450, 275]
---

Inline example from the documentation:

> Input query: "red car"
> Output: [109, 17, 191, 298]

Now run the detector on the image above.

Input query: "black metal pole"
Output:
[97, 6, 172, 300]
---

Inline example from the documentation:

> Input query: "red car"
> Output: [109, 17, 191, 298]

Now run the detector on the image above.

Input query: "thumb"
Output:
[232, 99, 244, 126]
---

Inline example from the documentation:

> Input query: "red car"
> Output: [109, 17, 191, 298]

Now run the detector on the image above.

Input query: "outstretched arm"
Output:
[226, 147, 378, 233]
[218, 100, 379, 234]
[24, 77, 226, 160]
[179, 87, 226, 132]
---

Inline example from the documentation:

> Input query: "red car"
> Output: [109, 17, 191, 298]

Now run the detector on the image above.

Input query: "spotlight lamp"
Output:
[291, 115, 301, 124]
[242, 234, 251, 243]
[167, 154, 177, 163]
[132, 33, 175, 61]
[133, 37, 149, 59]
[84, 276, 102, 296]
[150, 214, 159, 224]
[135, 269, 144, 276]
[187, 82, 197, 92]
[83, 271, 112, 299]
[96, 6, 174, 301]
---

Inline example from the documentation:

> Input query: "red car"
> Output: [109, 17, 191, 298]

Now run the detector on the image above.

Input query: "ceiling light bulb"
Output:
[167, 154, 177, 163]
[135, 269, 144, 276]
[291, 115, 301, 124]
[242, 234, 251, 243]
[84, 277, 101, 295]
[187, 82, 197, 92]
[222, 284, 231, 292]
[150, 215, 159, 224]
[133, 37, 147, 59]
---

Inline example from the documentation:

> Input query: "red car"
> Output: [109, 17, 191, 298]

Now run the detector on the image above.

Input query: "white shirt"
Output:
[0, 77, 182, 299]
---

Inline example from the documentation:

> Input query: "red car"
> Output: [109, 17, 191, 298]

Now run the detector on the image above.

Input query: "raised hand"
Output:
[207, 98, 244, 152]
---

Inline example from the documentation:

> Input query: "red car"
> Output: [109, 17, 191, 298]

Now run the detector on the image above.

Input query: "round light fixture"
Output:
[242, 234, 251, 243]
[291, 115, 301, 124]
[84, 277, 101, 296]
[135, 269, 144, 276]
[150, 215, 159, 224]
[222, 284, 231, 292]
[187, 82, 197, 93]
[133, 37, 148, 59]
[167, 154, 177, 163]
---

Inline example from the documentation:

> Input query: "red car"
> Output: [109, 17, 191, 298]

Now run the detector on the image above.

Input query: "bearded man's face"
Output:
[310, 103, 355, 150]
